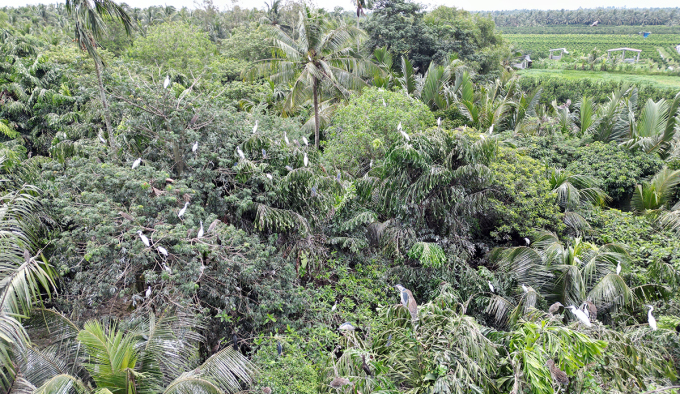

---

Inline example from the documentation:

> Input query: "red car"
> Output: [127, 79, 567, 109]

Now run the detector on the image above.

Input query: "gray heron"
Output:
[395, 284, 418, 320]
[545, 360, 569, 386]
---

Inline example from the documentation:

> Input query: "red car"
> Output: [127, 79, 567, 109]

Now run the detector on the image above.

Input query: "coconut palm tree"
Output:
[0, 159, 56, 390]
[622, 93, 680, 158]
[15, 310, 255, 394]
[244, 10, 366, 149]
[489, 231, 633, 324]
[65, 0, 133, 147]
[548, 168, 608, 234]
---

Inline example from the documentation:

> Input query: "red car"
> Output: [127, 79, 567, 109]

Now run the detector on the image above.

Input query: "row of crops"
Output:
[506, 34, 680, 64]
[499, 25, 680, 35]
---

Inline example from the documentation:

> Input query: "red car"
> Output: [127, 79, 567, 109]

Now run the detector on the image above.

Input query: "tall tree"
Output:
[65, 0, 133, 147]
[245, 10, 366, 149]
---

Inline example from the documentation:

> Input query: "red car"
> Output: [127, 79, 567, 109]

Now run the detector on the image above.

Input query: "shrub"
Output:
[324, 88, 434, 175]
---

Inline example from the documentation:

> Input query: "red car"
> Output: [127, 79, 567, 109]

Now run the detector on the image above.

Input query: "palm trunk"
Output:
[94, 58, 113, 150]
[313, 78, 320, 150]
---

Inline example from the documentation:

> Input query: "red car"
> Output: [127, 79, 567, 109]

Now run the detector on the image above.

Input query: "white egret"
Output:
[98, 129, 106, 144]
[331, 301, 337, 312]
[157, 246, 168, 257]
[284, 132, 290, 145]
[580, 303, 590, 319]
[178, 201, 189, 219]
[162, 263, 172, 274]
[237, 147, 245, 159]
[132, 158, 142, 169]
[524, 237, 530, 246]
[262, 149, 267, 159]
[647, 305, 657, 331]
[145, 286, 152, 298]
[192, 141, 198, 153]
[382, 98, 387, 107]
[266, 173, 273, 180]
[566, 305, 592, 327]
[163, 75, 170, 89]
[616, 261, 622, 275]
[437, 117, 441, 128]
[137, 231, 150, 247]
[197, 221, 204, 239]
[522, 284, 528, 293]
[302, 136, 309, 146]
[285, 165, 294, 171]
[303, 152, 308, 167]
[252, 120, 258, 133]
[397, 122, 402, 131]
[399, 129, 410, 141]
[489, 124, 494, 134]
[488, 281, 495, 293]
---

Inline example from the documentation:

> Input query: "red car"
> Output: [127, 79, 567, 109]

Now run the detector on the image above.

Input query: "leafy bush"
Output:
[566, 141, 663, 207]
[324, 87, 434, 175]
[127, 21, 217, 73]
[487, 146, 564, 241]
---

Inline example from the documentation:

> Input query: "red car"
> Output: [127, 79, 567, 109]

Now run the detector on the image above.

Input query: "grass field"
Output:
[517, 68, 680, 90]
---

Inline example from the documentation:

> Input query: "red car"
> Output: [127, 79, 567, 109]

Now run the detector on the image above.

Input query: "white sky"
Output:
[1, 0, 678, 13]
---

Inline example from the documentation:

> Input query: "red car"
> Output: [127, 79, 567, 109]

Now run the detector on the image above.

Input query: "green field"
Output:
[506, 33, 680, 64]
[517, 68, 680, 89]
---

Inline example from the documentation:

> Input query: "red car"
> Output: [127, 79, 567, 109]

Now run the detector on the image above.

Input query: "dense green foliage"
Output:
[2, 2, 680, 394]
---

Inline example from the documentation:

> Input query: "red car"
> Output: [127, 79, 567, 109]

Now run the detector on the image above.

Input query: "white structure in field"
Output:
[549, 48, 569, 60]
[607, 47, 642, 63]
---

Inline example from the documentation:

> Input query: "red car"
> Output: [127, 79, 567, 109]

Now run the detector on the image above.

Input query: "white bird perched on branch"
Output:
[197, 221, 204, 239]
[163, 75, 170, 89]
[157, 246, 168, 257]
[616, 261, 622, 275]
[331, 301, 337, 312]
[566, 305, 592, 327]
[488, 124, 494, 134]
[252, 120, 258, 133]
[284, 132, 290, 145]
[488, 281, 495, 293]
[178, 201, 189, 219]
[303, 153, 308, 167]
[522, 284, 528, 293]
[137, 230, 150, 247]
[398, 124, 410, 141]
[524, 237, 531, 246]
[266, 173, 273, 180]
[437, 117, 441, 128]
[647, 305, 657, 331]
[132, 158, 142, 169]
[98, 129, 106, 144]
[192, 141, 198, 153]
[237, 147, 245, 159]
[162, 263, 172, 274]
[145, 286, 152, 298]
[302, 136, 308, 146]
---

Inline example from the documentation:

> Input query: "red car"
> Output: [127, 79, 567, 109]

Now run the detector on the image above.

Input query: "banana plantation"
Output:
[1, 1, 680, 394]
